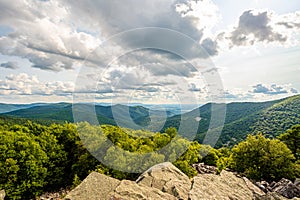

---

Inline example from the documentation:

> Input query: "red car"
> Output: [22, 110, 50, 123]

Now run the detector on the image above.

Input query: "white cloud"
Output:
[250, 83, 297, 95]
[175, 0, 220, 37]
[0, 0, 101, 71]
[0, 73, 74, 96]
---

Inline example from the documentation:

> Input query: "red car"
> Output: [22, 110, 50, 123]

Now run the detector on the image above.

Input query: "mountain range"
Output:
[1, 94, 300, 147]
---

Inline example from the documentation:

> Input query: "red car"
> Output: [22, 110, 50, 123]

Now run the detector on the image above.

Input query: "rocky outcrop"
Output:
[136, 162, 191, 199]
[0, 190, 5, 200]
[65, 163, 299, 200]
[64, 172, 120, 200]
[189, 170, 256, 200]
[111, 180, 177, 200]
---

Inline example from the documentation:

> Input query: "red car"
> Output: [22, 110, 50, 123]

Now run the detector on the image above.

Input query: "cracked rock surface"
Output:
[64, 162, 299, 200]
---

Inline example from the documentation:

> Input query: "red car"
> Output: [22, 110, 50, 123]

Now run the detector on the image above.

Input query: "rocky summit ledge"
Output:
[64, 162, 300, 200]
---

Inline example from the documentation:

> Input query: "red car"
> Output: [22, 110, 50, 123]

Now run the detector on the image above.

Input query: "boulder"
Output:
[136, 162, 191, 199]
[0, 190, 5, 200]
[111, 180, 176, 200]
[64, 172, 120, 200]
[189, 170, 254, 200]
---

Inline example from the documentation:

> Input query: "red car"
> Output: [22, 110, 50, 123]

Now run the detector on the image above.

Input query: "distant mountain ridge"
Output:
[165, 95, 300, 146]
[0, 103, 50, 113]
[1, 94, 300, 146]
[1, 103, 174, 130]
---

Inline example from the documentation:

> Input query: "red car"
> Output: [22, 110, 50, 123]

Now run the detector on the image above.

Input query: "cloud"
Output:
[223, 91, 239, 99]
[228, 10, 286, 46]
[0, 1, 100, 71]
[0, 0, 220, 72]
[0, 73, 74, 96]
[290, 88, 298, 94]
[67, 0, 219, 40]
[220, 10, 300, 47]
[250, 83, 296, 95]
[189, 83, 201, 92]
[0, 61, 19, 69]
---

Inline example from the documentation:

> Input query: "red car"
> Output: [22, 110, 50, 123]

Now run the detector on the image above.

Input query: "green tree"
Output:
[199, 145, 219, 166]
[278, 124, 300, 160]
[174, 142, 201, 177]
[0, 130, 48, 199]
[230, 133, 295, 181]
[165, 127, 177, 138]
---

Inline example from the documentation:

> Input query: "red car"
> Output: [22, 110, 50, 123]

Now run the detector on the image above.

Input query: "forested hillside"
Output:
[1, 103, 172, 130]
[166, 95, 300, 146]
[1, 95, 300, 147]
[214, 95, 300, 146]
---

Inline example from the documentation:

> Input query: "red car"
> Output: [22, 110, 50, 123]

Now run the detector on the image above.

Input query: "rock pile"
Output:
[255, 178, 300, 199]
[64, 162, 300, 200]
[39, 188, 71, 200]
[192, 163, 217, 174]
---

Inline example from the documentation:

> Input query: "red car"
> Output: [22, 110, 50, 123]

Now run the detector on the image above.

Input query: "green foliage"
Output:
[0, 130, 48, 199]
[0, 121, 84, 199]
[230, 133, 296, 181]
[174, 142, 201, 177]
[278, 124, 300, 160]
[1, 113, 299, 199]
[215, 147, 231, 173]
[199, 145, 219, 166]
[72, 174, 82, 189]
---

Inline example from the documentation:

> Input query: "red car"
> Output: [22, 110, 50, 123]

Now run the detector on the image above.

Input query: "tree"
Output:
[165, 127, 177, 138]
[0, 130, 48, 199]
[230, 133, 295, 181]
[174, 142, 201, 177]
[278, 124, 300, 160]
[199, 145, 219, 166]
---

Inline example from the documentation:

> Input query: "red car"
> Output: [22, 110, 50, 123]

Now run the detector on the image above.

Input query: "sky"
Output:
[0, 0, 299, 104]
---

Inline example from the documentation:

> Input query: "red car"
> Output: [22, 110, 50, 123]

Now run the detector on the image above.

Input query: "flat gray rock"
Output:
[111, 180, 177, 200]
[64, 172, 120, 200]
[189, 170, 254, 200]
[136, 162, 191, 199]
